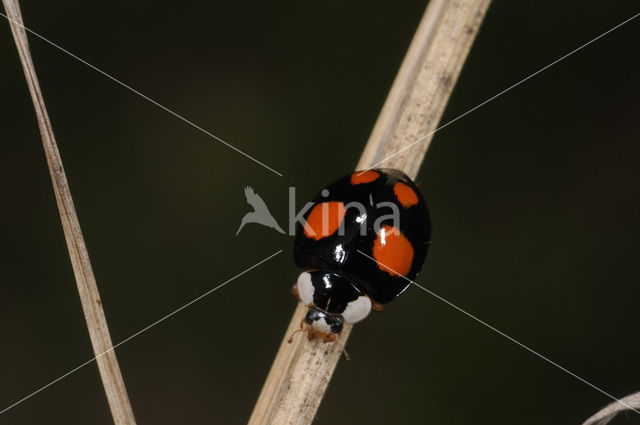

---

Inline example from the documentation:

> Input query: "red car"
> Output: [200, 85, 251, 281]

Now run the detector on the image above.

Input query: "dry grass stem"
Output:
[582, 392, 640, 425]
[248, 1, 491, 424]
[2, 1, 136, 423]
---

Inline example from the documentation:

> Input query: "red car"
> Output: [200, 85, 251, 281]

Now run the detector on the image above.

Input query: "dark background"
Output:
[1, 1, 639, 424]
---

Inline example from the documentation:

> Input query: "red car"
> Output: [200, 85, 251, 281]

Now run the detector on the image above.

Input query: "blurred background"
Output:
[1, 1, 639, 424]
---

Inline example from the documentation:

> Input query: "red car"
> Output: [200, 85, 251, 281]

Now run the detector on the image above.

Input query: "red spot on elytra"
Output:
[373, 225, 414, 277]
[304, 202, 346, 240]
[351, 170, 380, 185]
[393, 182, 419, 208]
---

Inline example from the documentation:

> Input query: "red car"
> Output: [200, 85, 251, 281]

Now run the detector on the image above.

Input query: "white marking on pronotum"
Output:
[296, 272, 315, 306]
[342, 296, 372, 324]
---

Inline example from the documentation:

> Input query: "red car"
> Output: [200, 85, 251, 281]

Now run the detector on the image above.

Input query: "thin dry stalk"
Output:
[248, 1, 491, 424]
[2, 1, 136, 423]
[582, 392, 640, 425]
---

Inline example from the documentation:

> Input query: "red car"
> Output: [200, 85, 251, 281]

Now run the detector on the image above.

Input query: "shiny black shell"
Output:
[304, 271, 365, 314]
[294, 169, 431, 304]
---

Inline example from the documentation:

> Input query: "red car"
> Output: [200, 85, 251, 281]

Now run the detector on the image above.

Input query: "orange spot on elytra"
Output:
[373, 225, 414, 277]
[351, 170, 380, 185]
[393, 182, 419, 208]
[304, 201, 346, 240]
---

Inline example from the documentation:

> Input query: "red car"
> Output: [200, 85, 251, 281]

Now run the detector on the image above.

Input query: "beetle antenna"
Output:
[287, 319, 308, 343]
[287, 328, 305, 344]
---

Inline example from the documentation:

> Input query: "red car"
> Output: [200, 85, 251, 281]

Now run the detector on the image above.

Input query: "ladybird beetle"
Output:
[291, 168, 431, 345]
